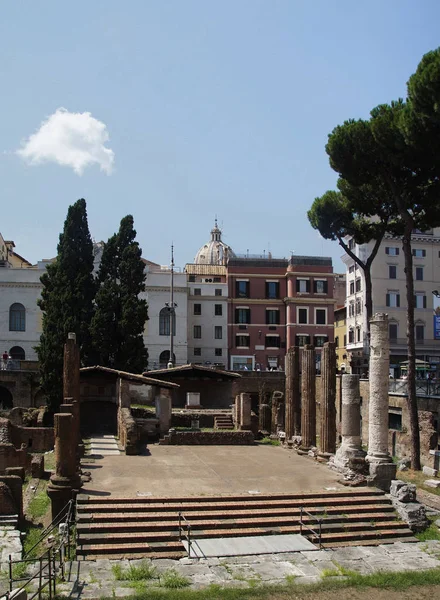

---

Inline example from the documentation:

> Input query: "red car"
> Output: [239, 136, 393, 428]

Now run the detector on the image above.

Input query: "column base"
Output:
[47, 484, 76, 521]
[333, 446, 367, 473]
[367, 461, 397, 492]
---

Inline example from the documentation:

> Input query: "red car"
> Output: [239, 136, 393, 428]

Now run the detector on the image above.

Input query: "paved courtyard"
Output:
[82, 439, 344, 497]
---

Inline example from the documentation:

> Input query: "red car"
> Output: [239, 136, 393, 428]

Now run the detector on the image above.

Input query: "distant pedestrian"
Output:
[1, 350, 8, 370]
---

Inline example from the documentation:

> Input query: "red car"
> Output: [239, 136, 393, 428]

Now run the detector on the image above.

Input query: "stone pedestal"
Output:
[319, 342, 337, 457]
[63, 333, 80, 404]
[155, 391, 172, 434]
[259, 403, 271, 434]
[285, 347, 301, 438]
[366, 313, 396, 491]
[333, 375, 366, 472]
[239, 393, 252, 431]
[300, 345, 316, 450]
[48, 413, 81, 520]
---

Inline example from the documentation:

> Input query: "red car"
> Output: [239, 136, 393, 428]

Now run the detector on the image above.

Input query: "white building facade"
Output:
[343, 228, 440, 375]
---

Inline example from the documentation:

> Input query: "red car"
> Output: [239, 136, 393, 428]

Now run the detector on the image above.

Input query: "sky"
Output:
[1, 1, 440, 272]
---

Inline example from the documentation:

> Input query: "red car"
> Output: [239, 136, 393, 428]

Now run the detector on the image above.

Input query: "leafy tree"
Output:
[91, 215, 149, 372]
[308, 186, 390, 346]
[37, 199, 95, 412]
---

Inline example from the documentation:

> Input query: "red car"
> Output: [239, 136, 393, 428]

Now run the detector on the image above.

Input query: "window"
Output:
[188, 275, 195, 282]
[215, 348, 222, 356]
[297, 308, 308, 324]
[389, 265, 397, 279]
[343, 334, 347, 346]
[315, 309, 326, 325]
[236, 334, 249, 347]
[296, 334, 310, 347]
[194, 303, 201, 315]
[193, 325, 202, 339]
[235, 308, 251, 324]
[215, 288, 222, 296]
[194, 288, 201, 296]
[386, 247, 399, 256]
[335, 336, 339, 348]
[415, 267, 424, 281]
[9, 346, 25, 360]
[355, 278, 361, 292]
[266, 309, 280, 324]
[214, 304, 222, 316]
[355, 299, 362, 315]
[349, 265, 354, 274]
[415, 294, 427, 309]
[159, 307, 175, 336]
[386, 292, 400, 307]
[215, 326, 222, 339]
[348, 238, 355, 250]
[266, 281, 279, 299]
[296, 279, 310, 293]
[265, 335, 280, 348]
[348, 329, 354, 344]
[314, 280, 328, 294]
[413, 249, 426, 258]
[415, 324, 425, 341]
[349, 302, 354, 317]
[314, 335, 327, 347]
[213, 277, 221, 283]
[389, 323, 398, 340]
[9, 303, 25, 332]
[356, 327, 361, 342]
[236, 280, 250, 298]
[389, 408, 402, 431]
[194, 348, 201, 356]
[349, 281, 355, 295]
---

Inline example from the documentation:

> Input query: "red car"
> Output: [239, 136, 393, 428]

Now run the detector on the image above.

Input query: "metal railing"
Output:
[178, 512, 192, 558]
[0, 359, 21, 371]
[299, 507, 323, 549]
[4, 500, 75, 599]
[389, 379, 440, 397]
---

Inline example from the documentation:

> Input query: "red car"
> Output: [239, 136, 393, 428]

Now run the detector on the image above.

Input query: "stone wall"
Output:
[0, 370, 40, 408]
[0, 443, 29, 474]
[10, 425, 54, 452]
[117, 407, 139, 455]
[164, 431, 255, 445]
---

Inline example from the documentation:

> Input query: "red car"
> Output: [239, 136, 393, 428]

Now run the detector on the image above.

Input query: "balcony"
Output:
[389, 379, 440, 397]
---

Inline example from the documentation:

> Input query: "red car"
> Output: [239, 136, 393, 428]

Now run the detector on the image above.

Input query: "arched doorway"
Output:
[9, 346, 25, 360]
[0, 386, 13, 410]
[159, 350, 176, 369]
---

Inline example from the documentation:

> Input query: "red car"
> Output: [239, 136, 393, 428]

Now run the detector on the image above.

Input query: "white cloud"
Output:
[17, 108, 114, 175]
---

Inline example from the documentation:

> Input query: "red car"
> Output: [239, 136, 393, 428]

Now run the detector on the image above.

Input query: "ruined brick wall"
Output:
[0, 443, 29, 474]
[117, 407, 139, 455]
[10, 426, 54, 452]
[0, 418, 12, 443]
[0, 475, 23, 521]
[165, 431, 255, 445]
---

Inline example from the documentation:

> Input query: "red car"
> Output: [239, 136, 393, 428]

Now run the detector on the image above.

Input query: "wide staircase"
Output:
[76, 489, 417, 560]
[214, 414, 234, 430]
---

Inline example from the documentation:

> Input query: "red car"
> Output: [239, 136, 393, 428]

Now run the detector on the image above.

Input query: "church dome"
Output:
[194, 220, 235, 265]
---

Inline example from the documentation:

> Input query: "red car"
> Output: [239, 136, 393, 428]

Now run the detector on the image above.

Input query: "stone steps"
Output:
[76, 490, 416, 559]
[214, 415, 234, 430]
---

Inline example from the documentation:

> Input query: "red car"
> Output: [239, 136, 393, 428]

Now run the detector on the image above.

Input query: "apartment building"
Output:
[343, 228, 440, 375]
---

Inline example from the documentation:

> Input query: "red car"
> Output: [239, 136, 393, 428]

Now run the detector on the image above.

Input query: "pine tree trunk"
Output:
[402, 222, 421, 470]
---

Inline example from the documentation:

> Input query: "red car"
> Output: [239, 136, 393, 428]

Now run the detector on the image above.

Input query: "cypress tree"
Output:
[37, 199, 95, 412]
[91, 215, 149, 372]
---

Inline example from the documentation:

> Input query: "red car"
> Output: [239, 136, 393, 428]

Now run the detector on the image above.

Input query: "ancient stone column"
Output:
[63, 332, 80, 404]
[366, 313, 396, 490]
[239, 393, 251, 430]
[270, 391, 283, 434]
[155, 389, 172, 434]
[259, 403, 271, 434]
[285, 347, 301, 438]
[234, 395, 241, 427]
[60, 397, 81, 463]
[47, 413, 82, 520]
[333, 374, 366, 471]
[300, 345, 316, 449]
[319, 342, 337, 457]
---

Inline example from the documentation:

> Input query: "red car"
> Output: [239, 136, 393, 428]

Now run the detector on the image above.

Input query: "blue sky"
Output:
[1, 1, 439, 271]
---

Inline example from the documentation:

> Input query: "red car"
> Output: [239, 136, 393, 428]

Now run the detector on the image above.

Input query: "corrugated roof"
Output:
[144, 363, 242, 379]
[80, 366, 179, 388]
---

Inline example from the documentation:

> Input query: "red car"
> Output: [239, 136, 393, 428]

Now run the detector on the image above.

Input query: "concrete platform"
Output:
[81, 443, 343, 497]
[183, 533, 317, 558]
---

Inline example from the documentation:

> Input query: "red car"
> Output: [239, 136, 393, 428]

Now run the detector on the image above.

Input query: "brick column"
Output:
[285, 347, 301, 438]
[63, 333, 80, 404]
[300, 345, 316, 450]
[333, 374, 366, 471]
[319, 342, 337, 456]
[366, 313, 396, 490]
[47, 413, 81, 520]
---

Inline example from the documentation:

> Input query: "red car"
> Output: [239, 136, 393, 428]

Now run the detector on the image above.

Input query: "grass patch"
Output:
[27, 481, 50, 519]
[416, 516, 440, 541]
[259, 437, 280, 446]
[22, 523, 45, 558]
[321, 568, 341, 578]
[160, 569, 191, 589]
[11, 561, 29, 581]
[101, 567, 440, 599]
[398, 468, 440, 496]
[112, 560, 157, 581]
[43, 450, 55, 472]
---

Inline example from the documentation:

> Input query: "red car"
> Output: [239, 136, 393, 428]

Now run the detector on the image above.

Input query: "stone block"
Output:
[398, 457, 411, 470]
[367, 461, 396, 492]
[391, 499, 429, 532]
[31, 455, 44, 479]
[390, 479, 417, 503]
[425, 479, 440, 489]
[423, 466, 438, 477]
